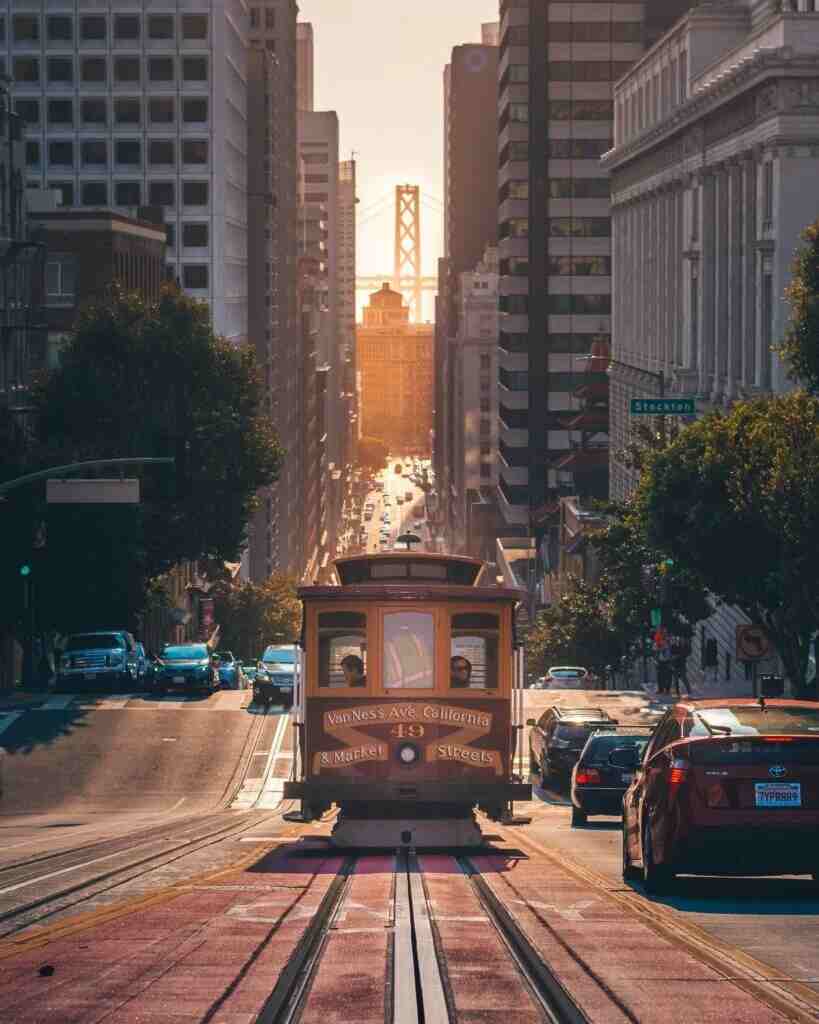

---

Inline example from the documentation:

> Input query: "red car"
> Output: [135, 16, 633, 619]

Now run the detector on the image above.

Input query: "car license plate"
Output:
[754, 782, 801, 808]
[621, 772, 634, 784]
[173, 675, 186, 684]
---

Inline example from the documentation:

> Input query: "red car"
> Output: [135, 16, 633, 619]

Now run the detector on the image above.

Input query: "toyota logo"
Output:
[769, 765, 787, 778]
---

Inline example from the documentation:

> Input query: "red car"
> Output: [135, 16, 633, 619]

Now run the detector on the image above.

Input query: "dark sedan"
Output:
[152, 644, 219, 697]
[570, 731, 652, 826]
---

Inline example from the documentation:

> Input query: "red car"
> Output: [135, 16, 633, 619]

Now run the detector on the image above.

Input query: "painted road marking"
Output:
[231, 711, 289, 810]
[0, 712, 22, 739]
[93, 694, 137, 709]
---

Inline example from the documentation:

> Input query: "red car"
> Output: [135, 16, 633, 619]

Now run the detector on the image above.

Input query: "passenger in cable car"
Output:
[450, 656, 473, 688]
[340, 654, 367, 687]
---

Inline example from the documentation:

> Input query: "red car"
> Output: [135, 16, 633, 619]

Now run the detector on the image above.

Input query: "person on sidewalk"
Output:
[671, 639, 693, 697]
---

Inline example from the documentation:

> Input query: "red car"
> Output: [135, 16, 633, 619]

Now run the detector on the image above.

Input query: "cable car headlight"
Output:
[397, 742, 420, 767]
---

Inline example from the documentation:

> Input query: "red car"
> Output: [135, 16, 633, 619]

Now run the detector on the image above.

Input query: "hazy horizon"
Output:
[295, 0, 500, 321]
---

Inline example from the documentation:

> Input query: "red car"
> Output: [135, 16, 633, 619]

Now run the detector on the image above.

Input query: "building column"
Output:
[713, 164, 730, 401]
[726, 160, 743, 399]
[741, 153, 757, 391]
[673, 180, 684, 368]
[700, 169, 716, 395]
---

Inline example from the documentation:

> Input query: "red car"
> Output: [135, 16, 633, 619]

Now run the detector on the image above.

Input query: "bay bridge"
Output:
[355, 184, 440, 323]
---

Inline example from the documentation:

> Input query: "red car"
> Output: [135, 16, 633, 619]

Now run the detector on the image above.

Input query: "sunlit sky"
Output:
[296, 0, 500, 321]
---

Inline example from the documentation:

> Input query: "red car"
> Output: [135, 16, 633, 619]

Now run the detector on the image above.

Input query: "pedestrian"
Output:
[656, 656, 672, 695]
[671, 640, 693, 697]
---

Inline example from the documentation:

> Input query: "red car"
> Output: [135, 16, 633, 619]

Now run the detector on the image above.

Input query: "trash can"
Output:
[759, 674, 785, 698]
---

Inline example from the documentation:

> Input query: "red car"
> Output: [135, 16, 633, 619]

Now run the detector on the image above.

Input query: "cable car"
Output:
[284, 552, 530, 847]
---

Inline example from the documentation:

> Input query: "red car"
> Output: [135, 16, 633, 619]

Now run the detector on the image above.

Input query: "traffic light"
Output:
[19, 563, 31, 577]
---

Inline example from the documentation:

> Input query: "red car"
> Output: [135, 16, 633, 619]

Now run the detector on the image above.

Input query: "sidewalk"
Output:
[0, 689, 50, 712]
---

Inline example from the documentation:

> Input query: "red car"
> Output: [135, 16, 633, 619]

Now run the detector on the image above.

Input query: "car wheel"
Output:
[622, 822, 641, 882]
[571, 806, 587, 828]
[641, 817, 674, 895]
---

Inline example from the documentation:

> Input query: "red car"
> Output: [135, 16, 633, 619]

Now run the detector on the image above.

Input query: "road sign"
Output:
[736, 624, 771, 662]
[47, 479, 140, 504]
[630, 398, 695, 416]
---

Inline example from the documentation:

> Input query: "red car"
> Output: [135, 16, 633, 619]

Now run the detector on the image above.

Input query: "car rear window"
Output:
[550, 669, 585, 679]
[556, 724, 597, 741]
[263, 647, 296, 664]
[690, 738, 819, 764]
[162, 645, 208, 660]
[691, 707, 819, 737]
[584, 734, 650, 757]
[66, 634, 124, 650]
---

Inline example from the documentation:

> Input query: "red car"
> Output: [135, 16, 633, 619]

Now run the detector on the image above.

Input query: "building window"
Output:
[82, 140, 107, 167]
[149, 15, 175, 41]
[182, 140, 208, 165]
[548, 255, 612, 276]
[25, 141, 40, 167]
[165, 223, 175, 249]
[547, 294, 611, 315]
[183, 181, 208, 206]
[183, 264, 208, 289]
[149, 181, 175, 207]
[49, 181, 74, 207]
[182, 223, 208, 248]
[265, 9, 276, 29]
[250, 8, 259, 29]
[115, 15, 140, 41]
[549, 100, 614, 121]
[81, 57, 107, 84]
[115, 140, 141, 166]
[81, 16, 106, 43]
[13, 16, 40, 44]
[47, 16, 73, 43]
[480, 354, 491, 370]
[45, 256, 77, 304]
[48, 58, 73, 85]
[548, 217, 611, 238]
[115, 181, 141, 206]
[81, 181, 108, 207]
[480, 398, 491, 413]
[115, 99, 141, 126]
[13, 58, 40, 84]
[547, 178, 610, 200]
[502, 218, 529, 238]
[82, 98, 106, 126]
[150, 98, 175, 124]
[508, 103, 529, 123]
[48, 140, 74, 166]
[115, 57, 141, 84]
[149, 140, 175, 166]
[182, 15, 208, 40]
[480, 464, 491, 479]
[182, 57, 208, 82]
[16, 99, 39, 125]
[149, 57, 174, 83]
[182, 98, 208, 124]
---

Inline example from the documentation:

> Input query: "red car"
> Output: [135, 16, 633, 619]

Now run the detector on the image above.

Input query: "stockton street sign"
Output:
[630, 398, 696, 416]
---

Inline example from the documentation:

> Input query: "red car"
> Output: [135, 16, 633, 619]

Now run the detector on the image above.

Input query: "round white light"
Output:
[399, 744, 418, 764]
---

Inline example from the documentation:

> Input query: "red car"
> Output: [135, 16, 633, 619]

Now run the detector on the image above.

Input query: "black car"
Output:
[569, 730, 652, 826]
[254, 644, 298, 707]
[152, 643, 219, 696]
[528, 706, 618, 785]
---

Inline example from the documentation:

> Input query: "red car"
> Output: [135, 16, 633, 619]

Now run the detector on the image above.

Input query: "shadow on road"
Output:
[631, 874, 819, 913]
[0, 703, 90, 755]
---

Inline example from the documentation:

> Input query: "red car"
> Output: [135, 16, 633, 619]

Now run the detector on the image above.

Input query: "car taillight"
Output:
[575, 768, 601, 785]
[668, 758, 690, 788]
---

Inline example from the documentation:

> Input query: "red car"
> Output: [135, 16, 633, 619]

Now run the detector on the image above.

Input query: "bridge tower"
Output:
[393, 185, 422, 323]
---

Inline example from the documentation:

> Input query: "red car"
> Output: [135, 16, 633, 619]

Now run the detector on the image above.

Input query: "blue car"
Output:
[153, 643, 219, 696]
[213, 651, 246, 689]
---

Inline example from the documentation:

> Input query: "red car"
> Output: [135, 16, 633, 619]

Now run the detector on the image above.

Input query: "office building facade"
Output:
[296, 22, 314, 112]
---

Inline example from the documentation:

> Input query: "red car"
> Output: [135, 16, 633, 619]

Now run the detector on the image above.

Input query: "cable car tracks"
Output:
[261, 851, 587, 1024]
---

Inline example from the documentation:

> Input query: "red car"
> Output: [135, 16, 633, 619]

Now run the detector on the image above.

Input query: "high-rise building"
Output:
[12, 1, 250, 345]
[296, 22, 314, 112]
[338, 158, 358, 468]
[248, 0, 300, 578]
[437, 33, 499, 541]
[357, 285, 433, 454]
[495, 0, 692, 560]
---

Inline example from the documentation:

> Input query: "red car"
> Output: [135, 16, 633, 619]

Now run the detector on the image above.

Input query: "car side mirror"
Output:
[609, 747, 641, 769]
[526, 718, 536, 727]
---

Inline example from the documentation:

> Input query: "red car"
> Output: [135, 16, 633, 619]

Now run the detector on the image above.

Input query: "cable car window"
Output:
[383, 612, 434, 689]
[318, 612, 367, 688]
[409, 563, 447, 579]
[371, 563, 408, 578]
[450, 613, 499, 689]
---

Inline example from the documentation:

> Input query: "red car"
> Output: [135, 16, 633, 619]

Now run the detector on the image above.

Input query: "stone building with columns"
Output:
[604, 0, 819, 690]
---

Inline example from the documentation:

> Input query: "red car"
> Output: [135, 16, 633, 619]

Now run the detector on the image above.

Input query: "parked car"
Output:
[542, 666, 593, 689]
[152, 643, 219, 697]
[528, 706, 618, 785]
[621, 699, 819, 893]
[55, 631, 141, 692]
[254, 644, 298, 707]
[570, 730, 653, 827]
[213, 650, 245, 689]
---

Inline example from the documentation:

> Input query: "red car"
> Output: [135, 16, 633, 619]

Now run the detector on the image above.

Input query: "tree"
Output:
[357, 436, 389, 473]
[212, 573, 301, 661]
[777, 218, 819, 393]
[525, 576, 623, 680]
[637, 392, 819, 688]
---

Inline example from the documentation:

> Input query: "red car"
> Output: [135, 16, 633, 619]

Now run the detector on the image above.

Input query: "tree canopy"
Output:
[777, 218, 819, 393]
[212, 573, 301, 661]
[636, 391, 819, 687]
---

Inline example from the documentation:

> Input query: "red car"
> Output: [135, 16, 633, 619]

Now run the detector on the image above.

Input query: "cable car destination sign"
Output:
[630, 397, 695, 416]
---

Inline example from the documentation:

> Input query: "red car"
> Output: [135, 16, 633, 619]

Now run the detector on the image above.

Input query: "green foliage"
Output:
[357, 436, 389, 473]
[777, 219, 819, 393]
[525, 576, 622, 679]
[637, 391, 819, 686]
[212, 572, 301, 662]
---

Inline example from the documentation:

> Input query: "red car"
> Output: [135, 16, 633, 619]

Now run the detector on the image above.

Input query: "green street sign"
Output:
[630, 398, 695, 416]
[650, 608, 662, 628]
